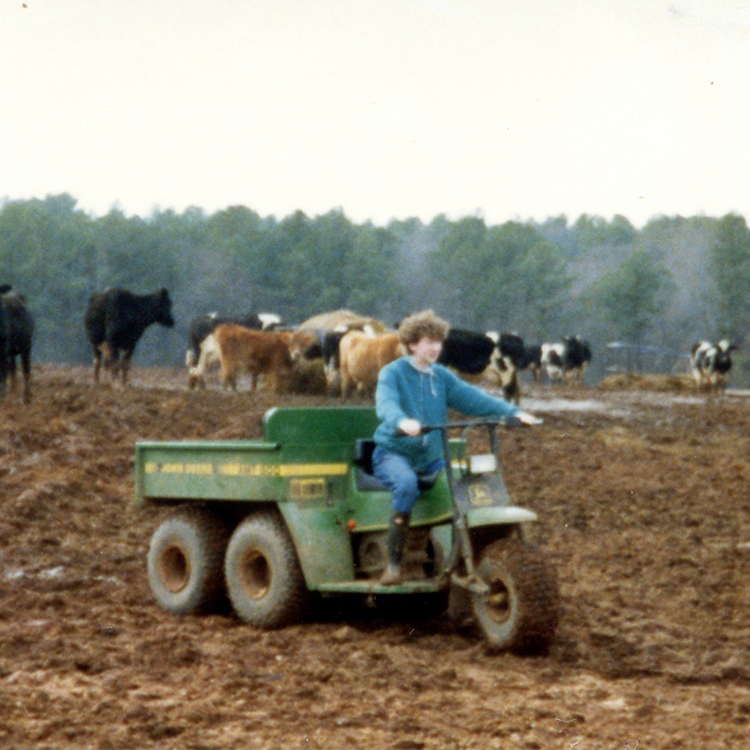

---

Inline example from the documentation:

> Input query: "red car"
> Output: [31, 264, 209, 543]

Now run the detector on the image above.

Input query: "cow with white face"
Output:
[540, 343, 565, 383]
[485, 331, 530, 404]
[691, 339, 737, 390]
[541, 336, 592, 385]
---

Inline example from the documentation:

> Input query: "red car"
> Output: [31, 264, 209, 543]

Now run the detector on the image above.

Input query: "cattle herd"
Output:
[183, 310, 595, 401]
[0, 284, 742, 405]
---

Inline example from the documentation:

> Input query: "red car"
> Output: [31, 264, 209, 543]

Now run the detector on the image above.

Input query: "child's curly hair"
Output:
[397, 310, 450, 346]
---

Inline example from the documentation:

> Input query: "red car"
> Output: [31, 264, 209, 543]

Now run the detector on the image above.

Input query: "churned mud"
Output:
[2, 365, 750, 749]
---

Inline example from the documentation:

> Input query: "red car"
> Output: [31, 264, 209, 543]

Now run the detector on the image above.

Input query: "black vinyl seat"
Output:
[353, 440, 441, 492]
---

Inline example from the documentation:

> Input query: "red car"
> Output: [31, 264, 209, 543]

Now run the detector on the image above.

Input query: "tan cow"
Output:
[211, 324, 294, 393]
[338, 330, 404, 398]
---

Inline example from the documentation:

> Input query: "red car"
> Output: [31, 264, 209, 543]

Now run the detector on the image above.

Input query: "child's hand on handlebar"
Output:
[398, 418, 422, 437]
[516, 411, 543, 426]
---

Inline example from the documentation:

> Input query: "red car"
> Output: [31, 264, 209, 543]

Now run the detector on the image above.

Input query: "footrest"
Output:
[316, 579, 445, 595]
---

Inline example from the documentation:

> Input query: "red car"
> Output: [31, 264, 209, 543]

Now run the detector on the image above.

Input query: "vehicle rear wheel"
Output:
[147, 509, 230, 615]
[224, 512, 309, 628]
[472, 537, 559, 653]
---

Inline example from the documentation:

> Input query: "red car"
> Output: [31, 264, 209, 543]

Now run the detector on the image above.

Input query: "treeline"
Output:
[2, 193, 750, 383]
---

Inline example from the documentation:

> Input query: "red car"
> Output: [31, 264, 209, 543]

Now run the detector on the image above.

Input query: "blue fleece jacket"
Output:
[373, 356, 521, 472]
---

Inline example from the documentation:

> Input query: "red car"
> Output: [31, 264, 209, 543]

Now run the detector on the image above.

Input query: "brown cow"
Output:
[339, 330, 404, 398]
[285, 328, 318, 361]
[212, 324, 294, 393]
[188, 326, 325, 394]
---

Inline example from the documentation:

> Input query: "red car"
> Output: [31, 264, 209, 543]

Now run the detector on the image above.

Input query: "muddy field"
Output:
[3, 365, 750, 749]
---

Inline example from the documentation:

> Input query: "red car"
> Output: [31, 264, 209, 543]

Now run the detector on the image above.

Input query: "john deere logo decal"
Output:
[468, 484, 493, 507]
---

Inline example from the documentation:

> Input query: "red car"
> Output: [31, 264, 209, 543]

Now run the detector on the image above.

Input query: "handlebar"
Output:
[417, 416, 539, 436]
[395, 415, 541, 439]
[419, 417, 517, 433]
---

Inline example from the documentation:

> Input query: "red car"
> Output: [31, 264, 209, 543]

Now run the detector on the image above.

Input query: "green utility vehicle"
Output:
[135, 407, 559, 652]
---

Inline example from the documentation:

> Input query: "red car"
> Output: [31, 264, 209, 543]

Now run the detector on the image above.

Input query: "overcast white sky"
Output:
[2, 0, 749, 228]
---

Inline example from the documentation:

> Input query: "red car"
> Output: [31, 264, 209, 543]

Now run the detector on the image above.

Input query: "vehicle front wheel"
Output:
[147, 509, 230, 615]
[472, 537, 559, 653]
[224, 512, 309, 628]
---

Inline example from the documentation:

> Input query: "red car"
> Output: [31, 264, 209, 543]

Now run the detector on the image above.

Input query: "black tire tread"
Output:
[472, 537, 559, 652]
[224, 512, 309, 628]
[147, 508, 230, 615]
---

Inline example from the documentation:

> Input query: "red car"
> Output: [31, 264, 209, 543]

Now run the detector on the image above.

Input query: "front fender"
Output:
[465, 505, 537, 528]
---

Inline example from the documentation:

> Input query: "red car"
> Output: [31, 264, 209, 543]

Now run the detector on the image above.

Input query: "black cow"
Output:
[315, 328, 366, 375]
[1, 288, 34, 404]
[691, 339, 736, 390]
[321, 330, 349, 372]
[0, 283, 11, 402]
[186, 312, 282, 369]
[84, 287, 175, 384]
[541, 336, 592, 384]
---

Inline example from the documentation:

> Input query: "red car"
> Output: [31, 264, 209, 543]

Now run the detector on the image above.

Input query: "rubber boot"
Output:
[380, 512, 410, 585]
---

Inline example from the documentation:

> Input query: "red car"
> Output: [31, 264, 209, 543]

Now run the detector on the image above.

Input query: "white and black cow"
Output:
[439, 328, 523, 402]
[439, 328, 495, 375]
[690, 339, 737, 390]
[541, 336, 592, 384]
[186, 311, 282, 369]
[84, 287, 175, 384]
[488, 333, 544, 384]
[486, 331, 536, 403]
[1, 287, 34, 404]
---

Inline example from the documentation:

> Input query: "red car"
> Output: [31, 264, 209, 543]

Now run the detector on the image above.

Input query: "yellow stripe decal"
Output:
[144, 462, 348, 477]
[280, 463, 348, 477]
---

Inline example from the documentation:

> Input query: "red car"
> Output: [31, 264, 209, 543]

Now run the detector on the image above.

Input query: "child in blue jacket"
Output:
[373, 309, 540, 584]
